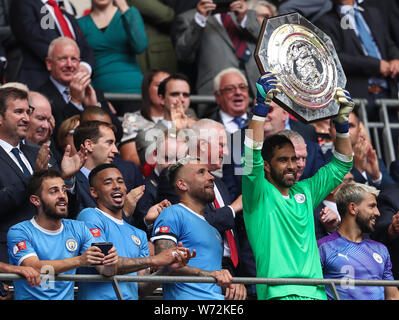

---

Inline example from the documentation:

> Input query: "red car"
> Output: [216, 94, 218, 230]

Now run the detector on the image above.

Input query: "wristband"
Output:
[64, 176, 75, 186]
[252, 115, 266, 122]
[333, 120, 349, 134]
[335, 132, 350, 138]
[253, 103, 270, 117]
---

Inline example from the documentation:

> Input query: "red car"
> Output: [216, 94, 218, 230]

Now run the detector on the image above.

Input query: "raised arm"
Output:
[332, 88, 355, 157]
[246, 72, 282, 144]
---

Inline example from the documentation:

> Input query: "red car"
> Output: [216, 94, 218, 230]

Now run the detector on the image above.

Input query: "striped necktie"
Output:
[221, 13, 251, 62]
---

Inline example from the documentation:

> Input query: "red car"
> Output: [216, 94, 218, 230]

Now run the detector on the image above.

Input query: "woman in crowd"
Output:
[78, 0, 148, 115]
[119, 69, 170, 167]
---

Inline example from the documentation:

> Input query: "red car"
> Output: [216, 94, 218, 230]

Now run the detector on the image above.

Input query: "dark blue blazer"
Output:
[372, 184, 399, 279]
[325, 150, 395, 190]
[0, 143, 38, 250]
[300, 139, 326, 180]
[314, 2, 399, 100]
[131, 170, 160, 233]
[9, 0, 95, 90]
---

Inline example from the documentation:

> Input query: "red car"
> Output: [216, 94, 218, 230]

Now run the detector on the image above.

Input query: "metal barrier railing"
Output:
[2, 273, 399, 301]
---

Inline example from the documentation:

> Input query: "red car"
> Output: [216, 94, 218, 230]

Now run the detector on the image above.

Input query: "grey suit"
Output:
[173, 9, 261, 97]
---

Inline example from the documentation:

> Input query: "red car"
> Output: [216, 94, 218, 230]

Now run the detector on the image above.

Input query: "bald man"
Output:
[26, 92, 53, 146]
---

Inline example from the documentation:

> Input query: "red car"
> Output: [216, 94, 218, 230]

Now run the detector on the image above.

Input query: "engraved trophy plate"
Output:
[254, 13, 346, 123]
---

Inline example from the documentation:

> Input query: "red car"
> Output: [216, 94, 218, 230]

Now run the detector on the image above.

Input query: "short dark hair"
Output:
[261, 134, 294, 163]
[158, 73, 191, 97]
[27, 169, 63, 197]
[88, 163, 119, 187]
[73, 120, 116, 151]
[167, 156, 200, 190]
[80, 106, 111, 123]
[0, 87, 29, 116]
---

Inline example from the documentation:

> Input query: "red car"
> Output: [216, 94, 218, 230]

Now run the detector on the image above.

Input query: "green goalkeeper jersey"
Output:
[242, 144, 352, 300]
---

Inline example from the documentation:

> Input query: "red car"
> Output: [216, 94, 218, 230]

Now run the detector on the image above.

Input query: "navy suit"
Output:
[314, 2, 399, 119]
[9, 0, 94, 90]
[300, 139, 326, 180]
[325, 150, 394, 190]
[0, 143, 38, 262]
[372, 184, 399, 279]
[131, 170, 160, 234]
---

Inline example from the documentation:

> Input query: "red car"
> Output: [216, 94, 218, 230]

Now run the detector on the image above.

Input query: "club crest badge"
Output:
[294, 193, 306, 204]
[65, 238, 78, 252]
[131, 235, 141, 246]
[373, 252, 383, 264]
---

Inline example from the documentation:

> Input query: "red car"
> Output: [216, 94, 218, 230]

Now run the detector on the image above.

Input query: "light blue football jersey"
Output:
[151, 203, 224, 300]
[7, 218, 93, 300]
[76, 207, 149, 300]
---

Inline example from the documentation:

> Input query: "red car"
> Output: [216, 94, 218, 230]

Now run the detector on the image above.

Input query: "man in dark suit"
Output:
[327, 109, 395, 190]
[9, 0, 94, 90]
[209, 67, 251, 134]
[173, 0, 261, 99]
[0, 86, 84, 262]
[133, 129, 188, 233]
[72, 121, 144, 220]
[314, 0, 399, 121]
[37, 37, 121, 149]
[372, 184, 399, 279]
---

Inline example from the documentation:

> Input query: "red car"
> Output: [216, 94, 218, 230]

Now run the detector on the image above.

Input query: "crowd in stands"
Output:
[0, 0, 399, 301]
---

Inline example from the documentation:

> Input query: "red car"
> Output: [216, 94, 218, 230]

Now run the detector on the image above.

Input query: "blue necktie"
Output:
[233, 117, 245, 129]
[11, 147, 31, 177]
[353, 9, 380, 58]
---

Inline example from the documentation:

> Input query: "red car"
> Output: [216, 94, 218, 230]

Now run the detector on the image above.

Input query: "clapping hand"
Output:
[61, 144, 87, 182]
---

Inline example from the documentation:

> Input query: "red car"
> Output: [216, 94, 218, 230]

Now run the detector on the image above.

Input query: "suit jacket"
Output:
[351, 159, 395, 191]
[325, 149, 394, 190]
[372, 184, 399, 279]
[278, 0, 332, 22]
[389, 159, 399, 183]
[300, 139, 326, 180]
[38, 78, 123, 148]
[9, 0, 94, 90]
[131, 170, 160, 233]
[289, 118, 319, 144]
[314, 3, 399, 100]
[173, 9, 261, 96]
[208, 109, 251, 132]
[0, 143, 41, 262]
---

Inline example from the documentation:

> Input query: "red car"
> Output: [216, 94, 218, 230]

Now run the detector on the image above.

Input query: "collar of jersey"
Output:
[95, 208, 124, 225]
[178, 203, 206, 221]
[30, 217, 64, 235]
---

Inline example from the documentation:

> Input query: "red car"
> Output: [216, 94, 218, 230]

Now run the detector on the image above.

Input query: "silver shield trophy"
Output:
[254, 12, 346, 123]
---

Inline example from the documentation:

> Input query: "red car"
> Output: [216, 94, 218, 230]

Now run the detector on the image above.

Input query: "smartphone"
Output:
[91, 242, 113, 265]
[212, 0, 234, 14]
